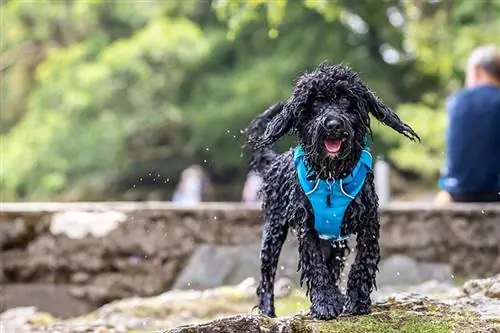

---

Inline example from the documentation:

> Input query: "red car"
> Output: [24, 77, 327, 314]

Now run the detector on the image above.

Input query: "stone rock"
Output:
[0, 307, 40, 333]
[274, 277, 293, 298]
[70, 271, 171, 306]
[2, 202, 500, 321]
[486, 282, 500, 298]
[1, 215, 196, 313]
[0, 213, 50, 250]
[3, 275, 500, 333]
[172, 240, 300, 290]
[50, 211, 127, 239]
[0, 258, 4, 284]
[463, 274, 500, 299]
[165, 298, 494, 333]
[0, 284, 92, 318]
[377, 255, 453, 286]
[167, 314, 293, 333]
[418, 262, 454, 283]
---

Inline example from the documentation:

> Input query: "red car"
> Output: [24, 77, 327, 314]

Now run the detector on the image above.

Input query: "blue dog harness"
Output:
[293, 144, 373, 242]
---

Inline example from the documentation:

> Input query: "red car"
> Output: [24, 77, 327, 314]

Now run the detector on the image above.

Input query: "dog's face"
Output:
[251, 64, 420, 178]
[295, 93, 369, 176]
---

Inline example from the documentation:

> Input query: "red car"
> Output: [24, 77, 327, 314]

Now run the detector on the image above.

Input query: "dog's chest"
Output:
[301, 178, 357, 239]
[293, 147, 372, 241]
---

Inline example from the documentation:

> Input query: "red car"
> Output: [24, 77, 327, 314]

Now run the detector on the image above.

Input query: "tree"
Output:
[2, 0, 498, 201]
[1, 1, 208, 200]
[213, 0, 500, 179]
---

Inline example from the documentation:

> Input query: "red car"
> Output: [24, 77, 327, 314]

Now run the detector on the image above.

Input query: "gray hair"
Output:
[467, 45, 500, 80]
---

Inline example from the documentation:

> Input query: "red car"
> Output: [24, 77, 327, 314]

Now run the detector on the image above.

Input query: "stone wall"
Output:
[1, 202, 499, 317]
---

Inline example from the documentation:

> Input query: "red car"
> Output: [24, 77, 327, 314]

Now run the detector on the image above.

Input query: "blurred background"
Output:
[1, 0, 499, 202]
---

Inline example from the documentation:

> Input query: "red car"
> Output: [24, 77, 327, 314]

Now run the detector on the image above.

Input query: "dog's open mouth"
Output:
[324, 138, 342, 155]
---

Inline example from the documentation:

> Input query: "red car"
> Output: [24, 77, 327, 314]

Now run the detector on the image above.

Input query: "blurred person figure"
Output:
[242, 170, 263, 203]
[435, 45, 500, 205]
[172, 165, 214, 204]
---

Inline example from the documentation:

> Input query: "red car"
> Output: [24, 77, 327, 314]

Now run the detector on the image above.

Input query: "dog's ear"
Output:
[252, 102, 295, 149]
[365, 89, 421, 142]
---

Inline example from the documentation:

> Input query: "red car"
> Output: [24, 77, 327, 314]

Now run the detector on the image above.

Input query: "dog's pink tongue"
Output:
[325, 138, 342, 153]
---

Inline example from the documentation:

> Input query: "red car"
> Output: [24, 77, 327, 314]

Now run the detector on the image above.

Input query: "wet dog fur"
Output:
[244, 64, 420, 319]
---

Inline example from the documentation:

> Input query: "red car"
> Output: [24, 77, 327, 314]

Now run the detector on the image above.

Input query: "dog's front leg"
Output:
[344, 212, 380, 315]
[299, 226, 346, 319]
[257, 215, 289, 317]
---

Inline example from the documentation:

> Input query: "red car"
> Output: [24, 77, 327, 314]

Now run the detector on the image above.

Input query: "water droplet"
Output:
[144, 255, 148, 259]
[481, 210, 485, 214]
[132, 184, 136, 188]
[139, 177, 143, 181]
[326, 220, 330, 224]
[203, 159, 207, 163]
[187, 282, 191, 287]
[226, 129, 231, 134]
[451, 274, 455, 279]
[233, 135, 236, 138]
[341, 272, 346, 277]
[205, 147, 210, 151]
[280, 265, 284, 271]
[396, 272, 400, 276]
[148, 172, 152, 176]
[213, 216, 218, 220]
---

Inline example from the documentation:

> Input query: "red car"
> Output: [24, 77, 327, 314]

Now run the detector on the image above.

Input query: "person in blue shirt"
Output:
[435, 45, 500, 205]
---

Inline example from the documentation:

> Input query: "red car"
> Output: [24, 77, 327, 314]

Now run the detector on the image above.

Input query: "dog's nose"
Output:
[325, 118, 341, 131]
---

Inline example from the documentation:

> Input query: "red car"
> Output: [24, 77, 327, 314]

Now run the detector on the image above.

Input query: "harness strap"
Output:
[294, 142, 373, 243]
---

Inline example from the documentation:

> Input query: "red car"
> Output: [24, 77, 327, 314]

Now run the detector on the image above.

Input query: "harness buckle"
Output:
[328, 234, 352, 247]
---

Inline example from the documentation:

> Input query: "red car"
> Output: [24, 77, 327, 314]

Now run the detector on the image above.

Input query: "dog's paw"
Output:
[309, 294, 347, 320]
[254, 305, 276, 318]
[343, 297, 372, 316]
[261, 309, 277, 318]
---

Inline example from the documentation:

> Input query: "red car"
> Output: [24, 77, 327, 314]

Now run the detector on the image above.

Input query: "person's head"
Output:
[465, 45, 500, 88]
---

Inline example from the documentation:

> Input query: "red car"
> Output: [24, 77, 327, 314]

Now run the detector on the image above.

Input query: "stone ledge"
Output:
[1, 201, 499, 318]
[1, 201, 499, 214]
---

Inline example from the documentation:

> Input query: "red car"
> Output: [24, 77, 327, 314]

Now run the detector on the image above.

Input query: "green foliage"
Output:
[214, 0, 500, 180]
[1, 0, 498, 200]
[1, 1, 208, 200]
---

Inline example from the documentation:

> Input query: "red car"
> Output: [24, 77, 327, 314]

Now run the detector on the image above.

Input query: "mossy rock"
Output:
[8, 279, 500, 333]
[165, 297, 496, 333]
[165, 311, 488, 333]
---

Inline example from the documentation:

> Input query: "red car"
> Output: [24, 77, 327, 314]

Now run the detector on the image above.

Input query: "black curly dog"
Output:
[245, 64, 420, 320]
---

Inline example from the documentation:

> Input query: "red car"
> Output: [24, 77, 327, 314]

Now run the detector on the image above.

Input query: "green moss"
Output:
[271, 292, 487, 333]
[285, 309, 486, 333]
[304, 314, 451, 333]
[26, 312, 57, 328]
[275, 292, 310, 316]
